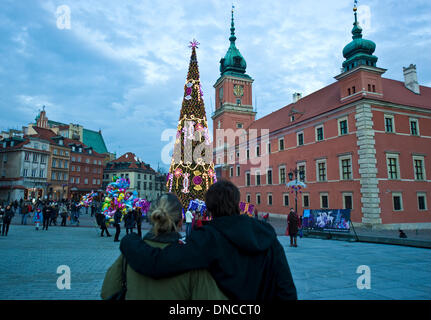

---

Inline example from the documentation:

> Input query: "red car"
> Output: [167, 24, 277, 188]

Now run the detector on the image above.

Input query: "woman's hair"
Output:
[205, 179, 240, 218]
[150, 193, 183, 236]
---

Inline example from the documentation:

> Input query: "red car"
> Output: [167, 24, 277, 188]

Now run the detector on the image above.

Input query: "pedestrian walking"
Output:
[33, 208, 43, 230]
[97, 212, 111, 237]
[113, 210, 122, 242]
[0, 205, 4, 234]
[185, 208, 193, 238]
[21, 201, 29, 225]
[42, 203, 51, 230]
[287, 208, 300, 247]
[2, 205, 14, 236]
[135, 208, 143, 238]
[59, 204, 68, 226]
[254, 207, 259, 220]
[124, 209, 136, 235]
[91, 203, 96, 217]
[49, 204, 57, 226]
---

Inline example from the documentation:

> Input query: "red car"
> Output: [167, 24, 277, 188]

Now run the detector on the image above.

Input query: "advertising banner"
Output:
[302, 209, 351, 232]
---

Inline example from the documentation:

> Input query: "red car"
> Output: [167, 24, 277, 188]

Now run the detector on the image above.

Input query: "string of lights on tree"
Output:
[166, 39, 216, 209]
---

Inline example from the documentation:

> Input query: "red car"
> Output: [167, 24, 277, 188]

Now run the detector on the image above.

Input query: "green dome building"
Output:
[342, 5, 378, 72]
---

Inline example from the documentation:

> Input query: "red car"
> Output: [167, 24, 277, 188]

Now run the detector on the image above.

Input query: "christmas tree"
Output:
[167, 39, 216, 209]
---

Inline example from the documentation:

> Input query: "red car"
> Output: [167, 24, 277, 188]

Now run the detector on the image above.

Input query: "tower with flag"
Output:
[166, 40, 216, 209]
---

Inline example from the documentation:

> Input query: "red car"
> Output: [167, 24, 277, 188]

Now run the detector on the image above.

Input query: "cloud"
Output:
[0, 0, 430, 169]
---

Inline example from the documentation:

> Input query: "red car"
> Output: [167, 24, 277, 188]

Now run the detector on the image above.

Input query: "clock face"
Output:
[233, 84, 244, 97]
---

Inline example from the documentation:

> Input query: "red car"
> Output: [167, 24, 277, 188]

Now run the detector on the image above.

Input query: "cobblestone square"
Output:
[0, 222, 430, 300]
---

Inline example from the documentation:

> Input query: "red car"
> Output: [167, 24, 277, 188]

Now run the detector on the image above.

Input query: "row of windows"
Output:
[24, 152, 48, 164]
[227, 119, 349, 162]
[386, 154, 427, 181]
[23, 168, 45, 178]
[103, 173, 154, 180]
[384, 115, 420, 136]
[238, 156, 353, 186]
[71, 156, 102, 165]
[52, 159, 69, 169]
[235, 153, 427, 186]
[52, 149, 69, 157]
[70, 177, 101, 185]
[391, 192, 428, 211]
[246, 192, 353, 210]
[246, 192, 428, 212]
[71, 166, 102, 174]
[51, 171, 68, 181]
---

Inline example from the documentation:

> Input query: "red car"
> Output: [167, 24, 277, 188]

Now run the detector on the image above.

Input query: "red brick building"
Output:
[68, 141, 104, 201]
[213, 7, 431, 229]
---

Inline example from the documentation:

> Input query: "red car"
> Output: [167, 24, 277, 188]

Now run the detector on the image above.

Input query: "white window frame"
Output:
[392, 192, 403, 211]
[279, 165, 286, 184]
[278, 137, 285, 151]
[267, 142, 271, 154]
[342, 192, 353, 210]
[267, 193, 273, 206]
[267, 168, 273, 185]
[302, 193, 310, 208]
[384, 114, 395, 133]
[315, 125, 324, 142]
[320, 192, 329, 209]
[297, 162, 306, 182]
[255, 170, 261, 186]
[245, 171, 251, 186]
[409, 118, 420, 136]
[417, 192, 428, 211]
[246, 193, 251, 203]
[283, 193, 290, 207]
[386, 153, 400, 180]
[316, 159, 327, 182]
[412, 155, 426, 181]
[256, 193, 261, 205]
[229, 166, 234, 177]
[297, 131, 304, 146]
[236, 165, 240, 177]
[339, 155, 353, 180]
[338, 117, 349, 136]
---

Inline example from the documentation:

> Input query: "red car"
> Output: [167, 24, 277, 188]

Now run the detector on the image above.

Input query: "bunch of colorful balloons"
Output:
[101, 175, 151, 223]
[78, 191, 98, 207]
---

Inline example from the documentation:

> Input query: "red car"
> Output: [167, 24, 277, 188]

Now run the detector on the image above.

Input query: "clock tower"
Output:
[212, 8, 256, 176]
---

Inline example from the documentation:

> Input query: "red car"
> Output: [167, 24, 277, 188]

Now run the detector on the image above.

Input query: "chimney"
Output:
[292, 92, 302, 103]
[403, 64, 420, 94]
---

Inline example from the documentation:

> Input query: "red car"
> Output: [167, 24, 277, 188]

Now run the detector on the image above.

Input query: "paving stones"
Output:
[0, 224, 430, 300]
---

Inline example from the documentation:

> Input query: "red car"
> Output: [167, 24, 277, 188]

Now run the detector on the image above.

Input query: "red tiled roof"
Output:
[108, 152, 156, 172]
[29, 127, 104, 158]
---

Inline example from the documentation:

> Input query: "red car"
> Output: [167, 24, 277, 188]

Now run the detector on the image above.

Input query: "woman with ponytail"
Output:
[101, 193, 227, 300]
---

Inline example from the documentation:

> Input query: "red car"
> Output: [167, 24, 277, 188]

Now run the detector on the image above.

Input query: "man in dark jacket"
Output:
[113, 210, 122, 242]
[97, 212, 111, 237]
[2, 205, 14, 236]
[42, 203, 51, 230]
[120, 180, 297, 300]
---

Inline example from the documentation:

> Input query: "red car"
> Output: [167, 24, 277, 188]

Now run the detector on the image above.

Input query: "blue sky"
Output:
[1, 0, 430, 170]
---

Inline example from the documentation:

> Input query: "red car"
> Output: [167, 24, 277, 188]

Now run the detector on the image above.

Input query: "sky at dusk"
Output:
[1, 0, 430, 170]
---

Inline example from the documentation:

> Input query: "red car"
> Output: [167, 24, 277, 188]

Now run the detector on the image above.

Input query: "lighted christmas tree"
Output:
[167, 39, 216, 209]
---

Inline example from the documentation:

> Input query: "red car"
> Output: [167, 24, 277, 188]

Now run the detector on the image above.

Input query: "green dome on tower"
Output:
[342, 5, 378, 72]
[219, 8, 250, 78]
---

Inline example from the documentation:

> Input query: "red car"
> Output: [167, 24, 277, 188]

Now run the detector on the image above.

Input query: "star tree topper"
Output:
[189, 39, 200, 49]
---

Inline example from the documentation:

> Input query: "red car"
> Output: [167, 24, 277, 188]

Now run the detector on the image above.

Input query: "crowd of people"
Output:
[0, 198, 96, 235]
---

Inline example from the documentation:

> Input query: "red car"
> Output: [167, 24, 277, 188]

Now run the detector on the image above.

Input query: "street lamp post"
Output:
[288, 168, 305, 214]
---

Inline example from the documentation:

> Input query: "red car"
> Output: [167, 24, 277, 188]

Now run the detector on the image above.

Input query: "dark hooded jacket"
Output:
[120, 214, 297, 300]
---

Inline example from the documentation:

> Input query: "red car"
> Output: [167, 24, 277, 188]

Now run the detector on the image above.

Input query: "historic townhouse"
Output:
[103, 152, 165, 202]
[0, 135, 50, 202]
[213, 7, 431, 229]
